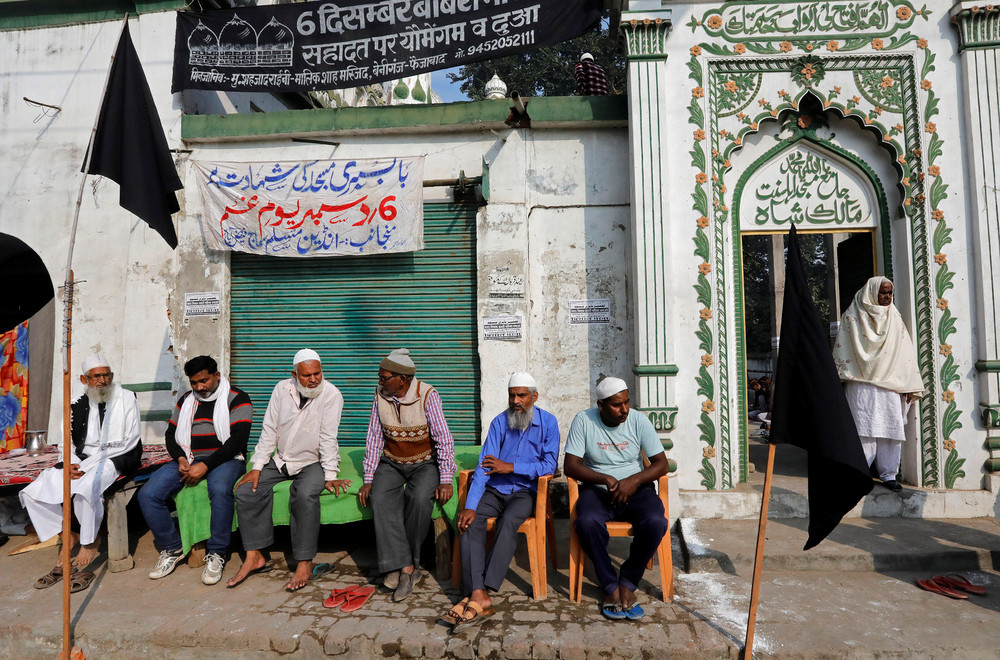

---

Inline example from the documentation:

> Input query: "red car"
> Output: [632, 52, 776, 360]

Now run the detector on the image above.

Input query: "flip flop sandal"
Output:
[601, 603, 627, 621]
[623, 604, 645, 620]
[34, 564, 77, 590]
[451, 601, 496, 634]
[226, 562, 274, 589]
[340, 585, 376, 613]
[935, 575, 987, 596]
[310, 563, 335, 581]
[323, 587, 354, 609]
[916, 578, 967, 599]
[439, 597, 470, 626]
[69, 571, 96, 593]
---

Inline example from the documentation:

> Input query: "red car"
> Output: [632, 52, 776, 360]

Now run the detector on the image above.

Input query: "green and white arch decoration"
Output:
[623, 0, 970, 490]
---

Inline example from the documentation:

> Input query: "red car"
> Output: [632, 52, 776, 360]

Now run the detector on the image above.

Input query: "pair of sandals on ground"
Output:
[34, 535, 101, 594]
[321, 568, 421, 612]
[439, 596, 496, 634]
[916, 574, 988, 599]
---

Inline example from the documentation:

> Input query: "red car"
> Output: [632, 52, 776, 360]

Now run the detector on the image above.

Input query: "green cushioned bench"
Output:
[172, 444, 483, 578]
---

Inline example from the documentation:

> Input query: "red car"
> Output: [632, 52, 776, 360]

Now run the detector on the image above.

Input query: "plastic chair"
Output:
[568, 473, 673, 602]
[451, 469, 555, 600]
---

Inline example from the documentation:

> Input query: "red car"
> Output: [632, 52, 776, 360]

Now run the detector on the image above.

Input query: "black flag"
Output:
[85, 22, 182, 249]
[0, 233, 54, 334]
[769, 225, 873, 550]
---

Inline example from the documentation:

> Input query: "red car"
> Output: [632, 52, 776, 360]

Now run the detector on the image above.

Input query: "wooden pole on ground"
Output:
[59, 14, 130, 659]
[742, 440, 776, 660]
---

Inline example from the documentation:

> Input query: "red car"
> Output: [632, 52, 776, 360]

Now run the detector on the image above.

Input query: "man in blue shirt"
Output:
[449, 372, 559, 632]
[565, 377, 668, 621]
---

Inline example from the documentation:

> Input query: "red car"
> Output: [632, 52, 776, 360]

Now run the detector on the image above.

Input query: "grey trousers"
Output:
[460, 485, 535, 593]
[370, 458, 439, 573]
[235, 459, 325, 561]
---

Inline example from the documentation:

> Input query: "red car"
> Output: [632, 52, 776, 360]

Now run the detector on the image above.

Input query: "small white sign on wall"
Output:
[482, 315, 523, 341]
[569, 298, 611, 324]
[185, 291, 222, 318]
[487, 267, 525, 299]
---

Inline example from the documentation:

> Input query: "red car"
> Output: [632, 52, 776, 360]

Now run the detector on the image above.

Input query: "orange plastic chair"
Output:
[451, 469, 555, 600]
[567, 473, 673, 602]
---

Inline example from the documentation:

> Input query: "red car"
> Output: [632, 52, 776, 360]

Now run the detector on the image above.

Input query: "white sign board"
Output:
[487, 268, 525, 299]
[185, 291, 222, 318]
[482, 315, 523, 341]
[569, 298, 611, 325]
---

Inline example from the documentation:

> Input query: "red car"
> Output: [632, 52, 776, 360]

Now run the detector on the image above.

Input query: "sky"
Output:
[431, 67, 469, 103]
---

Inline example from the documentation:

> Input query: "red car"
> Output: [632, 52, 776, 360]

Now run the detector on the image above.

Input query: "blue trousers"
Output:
[460, 485, 535, 593]
[573, 482, 667, 595]
[138, 458, 245, 555]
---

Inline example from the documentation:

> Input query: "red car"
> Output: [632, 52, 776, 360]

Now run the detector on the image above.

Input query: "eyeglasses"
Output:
[84, 372, 112, 382]
[378, 373, 399, 383]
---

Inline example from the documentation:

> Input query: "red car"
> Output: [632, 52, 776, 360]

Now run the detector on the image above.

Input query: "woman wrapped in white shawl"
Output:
[832, 277, 924, 491]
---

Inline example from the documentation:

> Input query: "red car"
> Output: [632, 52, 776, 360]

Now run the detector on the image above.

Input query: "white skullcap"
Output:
[581, 52, 594, 61]
[595, 377, 627, 401]
[293, 348, 321, 366]
[508, 372, 536, 389]
[81, 354, 110, 375]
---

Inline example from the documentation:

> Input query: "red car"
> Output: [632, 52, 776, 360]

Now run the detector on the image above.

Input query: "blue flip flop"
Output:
[310, 562, 334, 581]
[601, 603, 627, 620]
[623, 604, 645, 620]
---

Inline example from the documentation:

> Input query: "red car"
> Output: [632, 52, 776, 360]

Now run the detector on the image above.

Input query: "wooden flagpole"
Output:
[59, 14, 131, 660]
[742, 439, 776, 660]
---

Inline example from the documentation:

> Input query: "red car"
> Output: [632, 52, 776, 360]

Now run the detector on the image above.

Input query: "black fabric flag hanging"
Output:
[86, 22, 183, 249]
[0, 233, 54, 334]
[769, 225, 873, 550]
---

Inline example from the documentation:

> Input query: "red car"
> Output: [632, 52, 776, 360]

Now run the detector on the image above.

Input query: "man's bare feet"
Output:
[603, 587, 621, 606]
[618, 584, 637, 609]
[226, 550, 267, 588]
[284, 560, 312, 592]
[73, 541, 100, 568]
[469, 588, 492, 612]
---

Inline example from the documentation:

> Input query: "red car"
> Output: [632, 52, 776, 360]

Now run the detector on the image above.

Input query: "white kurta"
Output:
[19, 386, 141, 543]
[844, 381, 908, 441]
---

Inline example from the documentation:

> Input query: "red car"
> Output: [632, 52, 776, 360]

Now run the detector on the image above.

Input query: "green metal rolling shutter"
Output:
[230, 202, 481, 449]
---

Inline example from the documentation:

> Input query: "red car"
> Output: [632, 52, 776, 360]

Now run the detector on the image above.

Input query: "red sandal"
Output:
[340, 585, 376, 612]
[916, 578, 967, 599]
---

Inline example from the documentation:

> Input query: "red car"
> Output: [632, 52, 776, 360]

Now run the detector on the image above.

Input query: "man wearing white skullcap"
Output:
[446, 371, 559, 631]
[227, 349, 351, 592]
[564, 376, 668, 621]
[21, 355, 141, 592]
[358, 348, 457, 602]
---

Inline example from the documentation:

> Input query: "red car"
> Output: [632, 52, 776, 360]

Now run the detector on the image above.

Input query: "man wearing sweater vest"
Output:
[226, 349, 351, 592]
[138, 355, 252, 585]
[358, 348, 457, 602]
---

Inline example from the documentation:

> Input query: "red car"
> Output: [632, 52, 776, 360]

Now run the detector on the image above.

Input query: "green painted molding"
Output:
[182, 96, 629, 142]
[951, 5, 1000, 51]
[983, 404, 1000, 429]
[620, 10, 673, 60]
[986, 458, 1000, 472]
[639, 408, 678, 434]
[140, 410, 172, 422]
[123, 382, 173, 392]
[986, 437, 1000, 450]
[975, 360, 1000, 373]
[633, 364, 679, 377]
[666, 458, 678, 474]
[0, 0, 182, 31]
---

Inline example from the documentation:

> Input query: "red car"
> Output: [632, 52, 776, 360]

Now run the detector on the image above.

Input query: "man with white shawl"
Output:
[833, 276, 925, 491]
[21, 354, 142, 591]
[138, 355, 252, 585]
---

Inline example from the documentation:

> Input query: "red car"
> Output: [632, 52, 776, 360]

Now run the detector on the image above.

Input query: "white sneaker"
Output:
[149, 549, 186, 579]
[202, 552, 226, 585]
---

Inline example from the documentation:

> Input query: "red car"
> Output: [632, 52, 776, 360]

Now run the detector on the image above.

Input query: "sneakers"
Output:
[202, 552, 226, 585]
[149, 549, 186, 579]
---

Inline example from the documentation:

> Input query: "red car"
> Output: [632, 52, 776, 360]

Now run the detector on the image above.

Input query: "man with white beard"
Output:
[138, 355, 252, 585]
[21, 354, 142, 592]
[446, 372, 559, 632]
[226, 349, 351, 592]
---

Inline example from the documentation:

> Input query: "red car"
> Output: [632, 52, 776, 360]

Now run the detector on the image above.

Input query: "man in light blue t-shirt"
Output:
[564, 377, 668, 621]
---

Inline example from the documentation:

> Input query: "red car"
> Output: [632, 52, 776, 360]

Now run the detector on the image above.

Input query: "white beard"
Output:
[295, 379, 324, 399]
[507, 406, 534, 432]
[87, 384, 114, 404]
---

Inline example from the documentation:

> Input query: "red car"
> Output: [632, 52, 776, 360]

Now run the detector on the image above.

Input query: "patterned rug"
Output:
[0, 444, 170, 486]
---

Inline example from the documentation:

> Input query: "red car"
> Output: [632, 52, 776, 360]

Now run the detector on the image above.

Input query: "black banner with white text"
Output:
[172, 0, 602, 93]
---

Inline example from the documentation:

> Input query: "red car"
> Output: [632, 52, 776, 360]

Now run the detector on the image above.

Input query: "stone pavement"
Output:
[1, 510, 998, 659]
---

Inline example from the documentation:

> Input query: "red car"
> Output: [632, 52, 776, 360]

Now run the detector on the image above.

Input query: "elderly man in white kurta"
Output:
[21, 354, 141, 589]
[226, 349, 351, 592]
[833, 277, 925, 491]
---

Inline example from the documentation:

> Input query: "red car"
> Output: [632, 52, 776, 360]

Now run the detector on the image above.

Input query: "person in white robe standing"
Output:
[20, 354, 142, 589]
[832, 277, 924, 491]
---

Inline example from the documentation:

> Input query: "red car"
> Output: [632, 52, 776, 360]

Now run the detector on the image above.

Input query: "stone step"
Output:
[677, 516, 1000, 574]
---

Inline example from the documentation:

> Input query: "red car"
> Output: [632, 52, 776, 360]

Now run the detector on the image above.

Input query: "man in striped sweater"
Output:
[138, 355, 252, 585]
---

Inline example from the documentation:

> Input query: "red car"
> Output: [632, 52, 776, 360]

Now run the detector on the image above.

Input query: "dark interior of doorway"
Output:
[741, 230, 874, 383]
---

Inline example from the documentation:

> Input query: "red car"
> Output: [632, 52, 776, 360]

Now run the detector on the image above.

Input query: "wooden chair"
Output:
[567, 473, 673, 602]
[450, 469, 555, 600]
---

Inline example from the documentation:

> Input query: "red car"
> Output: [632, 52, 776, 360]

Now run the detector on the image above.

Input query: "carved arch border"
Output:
[688, 50, 955, 490]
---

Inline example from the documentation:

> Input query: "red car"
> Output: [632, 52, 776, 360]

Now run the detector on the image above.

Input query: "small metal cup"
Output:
[25, 430, 48, 457]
